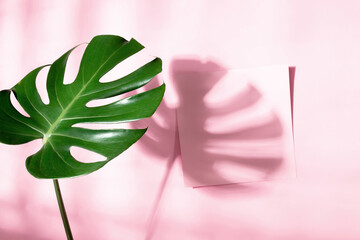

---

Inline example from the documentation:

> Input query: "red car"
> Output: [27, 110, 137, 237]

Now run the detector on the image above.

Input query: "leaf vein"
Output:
[1, 109, 44, 135]
[24, 88, 52, 126]
[48, 141, 75, 168]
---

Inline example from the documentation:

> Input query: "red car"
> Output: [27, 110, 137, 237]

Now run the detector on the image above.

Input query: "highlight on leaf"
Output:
[0, 35, 165, 179]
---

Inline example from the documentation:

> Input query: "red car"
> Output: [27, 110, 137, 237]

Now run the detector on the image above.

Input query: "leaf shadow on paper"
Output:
[172, 59, 285, 189]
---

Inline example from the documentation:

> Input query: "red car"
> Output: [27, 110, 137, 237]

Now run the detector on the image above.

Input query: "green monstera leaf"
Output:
[0, 35, 165, 179]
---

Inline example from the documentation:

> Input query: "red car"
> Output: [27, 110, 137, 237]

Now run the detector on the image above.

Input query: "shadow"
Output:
[129, 77, 179, 240]
[131, 78, 178, 160]
[0, 228, 48, 240]
[172, 58, 284, 188]
[289, 66, 296, 129]
[289, 66, 296, 177]
[145, 118, 180, 240]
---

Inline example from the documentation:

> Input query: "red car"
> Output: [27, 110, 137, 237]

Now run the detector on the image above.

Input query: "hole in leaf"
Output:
[141, 74, 164, 89]
[99, 49, 156, 83]
[63, 44, 87, 85]
[35, 66, 50, 105]
[73, 122, 130, 130]
[70, 146, 106, 163]
[10, 92, 30, 117]
[86, 95, 122, 108]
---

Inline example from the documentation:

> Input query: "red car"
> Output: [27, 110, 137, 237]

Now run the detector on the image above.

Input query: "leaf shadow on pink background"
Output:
[130, 58, 295, 239]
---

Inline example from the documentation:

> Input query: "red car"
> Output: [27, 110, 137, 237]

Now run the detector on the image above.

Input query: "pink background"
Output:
[1, 0, 360, 239]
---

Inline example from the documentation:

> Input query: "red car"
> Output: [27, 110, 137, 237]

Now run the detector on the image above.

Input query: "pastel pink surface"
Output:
[1, 1, 360, 240]
[176, 66, 296, 187]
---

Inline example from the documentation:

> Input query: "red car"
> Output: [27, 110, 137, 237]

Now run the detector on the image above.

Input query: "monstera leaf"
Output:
[0, 35, 165, 179]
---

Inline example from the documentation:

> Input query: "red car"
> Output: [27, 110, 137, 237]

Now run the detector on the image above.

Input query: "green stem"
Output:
[53, 179, 73, 240]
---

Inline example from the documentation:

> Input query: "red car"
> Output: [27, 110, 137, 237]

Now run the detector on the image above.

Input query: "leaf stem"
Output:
[53, 179, 74, 240]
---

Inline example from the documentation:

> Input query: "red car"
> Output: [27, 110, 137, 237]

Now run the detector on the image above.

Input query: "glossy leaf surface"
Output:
[0, 35, 165, 179]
